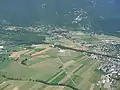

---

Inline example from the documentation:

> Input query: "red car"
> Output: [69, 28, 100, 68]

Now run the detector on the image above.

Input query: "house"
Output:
[59, 49, 65, 53]
[0, 46, 4, 49]
[31, 44, 40, 47]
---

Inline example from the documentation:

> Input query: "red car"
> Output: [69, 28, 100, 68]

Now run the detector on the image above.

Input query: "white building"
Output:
[31, 44, 40, 47]
[59, 49, 65, 53]
[0, 46, 4, 49]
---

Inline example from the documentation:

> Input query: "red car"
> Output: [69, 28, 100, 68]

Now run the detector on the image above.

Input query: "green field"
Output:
[0, 43, 104, 90]
[34, 48, 45, 52]
[66, 75, 83, 88]
[81, 34, 100, 42]
[90, 69, 105, 83]
[0, 58, 13, 69]
[51, 71, 67, 84]
[26, 58, 45, 66]
[117, 81, 120, 90]
[1, 26, 120, 90]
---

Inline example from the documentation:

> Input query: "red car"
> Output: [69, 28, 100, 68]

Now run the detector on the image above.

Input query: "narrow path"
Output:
[44, 86, 64, 90]
[78, 61, 99, 89]
[10, 50, 29, 58]
[59, 64, 83, 84]
[48, 71, 64, 83]
[31, 47, 51, 57]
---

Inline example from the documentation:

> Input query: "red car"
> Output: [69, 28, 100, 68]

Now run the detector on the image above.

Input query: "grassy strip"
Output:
[1, 75, 78, 90]
[51, 71, 67, 84]
[66, 75, 82, 88]
[34, 48, 45, 52]
[90, 69, 105, 83]
[73, 64, 84, 74]
[80, 60, 90, 65]
[73, 54, 85, 61]
[0, 84, 10, 90]
[27, 58, 45, 66]
[0, 76, 6, 84]
[47, 70, 62, 82]
[0, 58, 13, 69]
[82, 36, 99, 42]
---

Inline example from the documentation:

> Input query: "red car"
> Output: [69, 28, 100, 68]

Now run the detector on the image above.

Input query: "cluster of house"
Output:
[46, 28, 89, 47]
[91, 53, 120, 88]
[93, 41, 120, 57]
[91, 54, 120, 75]
[98, 60, 120, 73]
[0, 46, 4, 49]
[47, 28, 70, 37]
[97, 74, 117, 89]
[0, 46, 4, 53]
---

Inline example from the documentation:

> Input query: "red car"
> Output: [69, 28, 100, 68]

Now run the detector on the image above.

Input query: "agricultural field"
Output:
[0, 43, 105, 90]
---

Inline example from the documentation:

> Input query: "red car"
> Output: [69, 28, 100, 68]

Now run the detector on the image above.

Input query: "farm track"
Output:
[48, 71, 65, 83]
[59, 64, 83, 84]
[31, 47, 51, 57]
[10, 50, 29, 58]
[78, 61, 99, 89]
[44, 86, 64, 90]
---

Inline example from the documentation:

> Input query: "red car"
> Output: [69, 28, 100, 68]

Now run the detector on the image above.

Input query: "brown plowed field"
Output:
[31, 47, 52, 57]
[10, 50, 29, 58]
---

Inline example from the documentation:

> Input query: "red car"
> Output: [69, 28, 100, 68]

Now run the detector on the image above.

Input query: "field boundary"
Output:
[1, 75, 79, 90]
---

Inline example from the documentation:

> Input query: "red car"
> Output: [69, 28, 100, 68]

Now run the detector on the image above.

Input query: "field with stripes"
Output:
[0, 44, 104, 90]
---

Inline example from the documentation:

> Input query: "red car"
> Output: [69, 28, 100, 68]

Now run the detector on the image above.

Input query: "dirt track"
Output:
[44, 85, 64, 90]
[10, 50, 29, 58]
[31, 47, 52, 57]
[32, 55, 49, 59]
[59, 63, 83, 84]
[63, 60, 75, 69]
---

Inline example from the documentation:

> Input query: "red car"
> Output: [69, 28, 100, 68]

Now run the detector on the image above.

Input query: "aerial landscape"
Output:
[0, 0, 120, 90]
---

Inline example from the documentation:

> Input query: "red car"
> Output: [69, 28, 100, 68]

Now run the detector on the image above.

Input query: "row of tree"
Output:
[1, 74, 78, 90]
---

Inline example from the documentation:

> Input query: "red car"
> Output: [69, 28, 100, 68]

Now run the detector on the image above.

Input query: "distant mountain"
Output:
[0, 0, 120, 35]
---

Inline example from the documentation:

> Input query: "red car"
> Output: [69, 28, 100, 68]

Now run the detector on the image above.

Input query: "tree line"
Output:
[1, 73, 79, 90]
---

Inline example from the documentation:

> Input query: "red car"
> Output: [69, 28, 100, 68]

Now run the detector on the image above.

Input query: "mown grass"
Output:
[0, 84, 10, 90]
[0, 58, 13, 69]
[0, 75, 6, 84]
[26, 58, 45, 66]
[80, 59, 91, 65]
[19, 82, 35, 90]
[73, 54, 85, 61]
[11, 46, 25, 52]
[66, 75, 83, 88]
[51, 71, 67, 84]
[81, 35, 100, 43]
[117, 81, 120, 90]
[90, 69, 105, 83]
[47, 70, 62, 82]
[20, 54, 31, 59]
[34, 48, 45, 52]
[44, 48, 58, 58]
